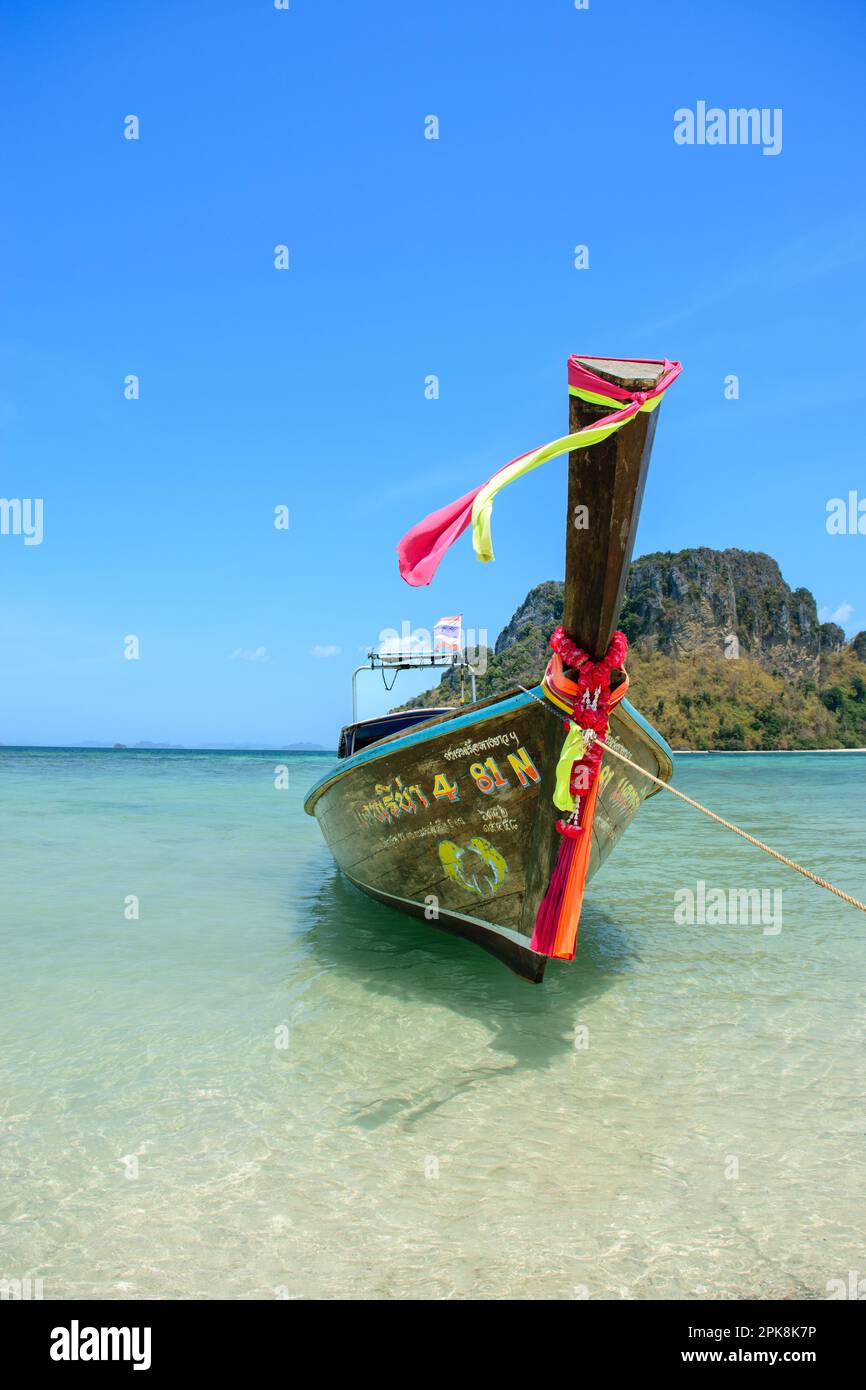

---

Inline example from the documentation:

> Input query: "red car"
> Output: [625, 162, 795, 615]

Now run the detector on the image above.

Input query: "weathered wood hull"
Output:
[304, 687, 673, 981]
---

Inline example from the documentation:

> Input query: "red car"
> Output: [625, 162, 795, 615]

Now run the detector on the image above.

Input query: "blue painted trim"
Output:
[304, 687, 673, 810]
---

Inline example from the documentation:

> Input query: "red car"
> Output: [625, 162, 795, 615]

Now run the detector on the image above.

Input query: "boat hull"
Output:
[304, 687, 673, 981]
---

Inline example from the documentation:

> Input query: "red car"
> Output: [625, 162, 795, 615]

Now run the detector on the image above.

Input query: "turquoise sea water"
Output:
[1, 747, 864, 1301]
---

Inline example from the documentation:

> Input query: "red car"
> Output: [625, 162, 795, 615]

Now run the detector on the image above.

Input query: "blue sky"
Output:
[2, 0, 865, 747]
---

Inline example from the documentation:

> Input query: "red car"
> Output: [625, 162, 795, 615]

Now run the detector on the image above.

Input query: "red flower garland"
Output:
[548, 626, 628, 833]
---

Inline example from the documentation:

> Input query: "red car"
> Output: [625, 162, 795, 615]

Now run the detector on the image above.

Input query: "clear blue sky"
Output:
[2, 0, 865, 747]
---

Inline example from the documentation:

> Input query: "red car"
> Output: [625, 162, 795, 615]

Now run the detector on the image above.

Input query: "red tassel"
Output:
[531, 831, 577, 954]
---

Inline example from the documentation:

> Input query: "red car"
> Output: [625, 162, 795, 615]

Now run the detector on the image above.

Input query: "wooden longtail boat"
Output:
[304, 357, 679, 982]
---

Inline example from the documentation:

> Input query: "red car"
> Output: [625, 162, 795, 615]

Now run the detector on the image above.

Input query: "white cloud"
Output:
[311, 644, 341, 658]
[820, 603, 854, 626]
[229, 646, 269, 663]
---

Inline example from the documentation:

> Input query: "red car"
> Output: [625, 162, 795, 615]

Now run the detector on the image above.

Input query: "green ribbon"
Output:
[553, 722, 587, 813]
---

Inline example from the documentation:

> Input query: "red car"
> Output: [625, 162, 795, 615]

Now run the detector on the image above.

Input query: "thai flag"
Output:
[433, 615, 463, 652]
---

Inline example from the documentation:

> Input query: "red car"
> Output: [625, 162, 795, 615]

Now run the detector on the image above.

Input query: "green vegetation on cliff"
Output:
[625, 647, 866, 750]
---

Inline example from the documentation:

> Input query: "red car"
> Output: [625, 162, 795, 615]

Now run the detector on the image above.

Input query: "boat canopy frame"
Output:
[351, 648, 478, 723]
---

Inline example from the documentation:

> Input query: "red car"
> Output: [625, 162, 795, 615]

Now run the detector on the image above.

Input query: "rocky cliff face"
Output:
[618, 549, 845, 682]
[398, 548, 865, 749]
[493, 580, 564, 662]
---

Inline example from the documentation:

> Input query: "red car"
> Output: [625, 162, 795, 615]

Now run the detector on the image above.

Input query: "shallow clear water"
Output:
[1, 747, 864, 1300]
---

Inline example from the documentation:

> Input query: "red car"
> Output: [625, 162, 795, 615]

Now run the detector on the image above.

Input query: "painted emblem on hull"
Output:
[438, 836, 508, 896]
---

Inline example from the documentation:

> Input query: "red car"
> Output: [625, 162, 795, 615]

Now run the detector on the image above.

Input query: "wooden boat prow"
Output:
[305, 354, 679, 980]
[571, 356, 667, 387]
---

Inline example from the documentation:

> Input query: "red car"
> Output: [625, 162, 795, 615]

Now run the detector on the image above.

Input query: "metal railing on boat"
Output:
[351, 649, 479, 722]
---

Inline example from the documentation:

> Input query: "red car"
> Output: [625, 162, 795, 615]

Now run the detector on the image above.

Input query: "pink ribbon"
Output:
[397, 356, 682, 588]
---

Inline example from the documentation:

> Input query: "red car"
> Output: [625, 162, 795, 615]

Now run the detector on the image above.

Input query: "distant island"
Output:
[397, 548, 866, 752]
[85, 741, 329, 752]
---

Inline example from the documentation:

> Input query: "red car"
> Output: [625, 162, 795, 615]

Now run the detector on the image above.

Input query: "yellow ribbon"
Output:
[470, 392, 664, 564]
[553, 722, 587, 812]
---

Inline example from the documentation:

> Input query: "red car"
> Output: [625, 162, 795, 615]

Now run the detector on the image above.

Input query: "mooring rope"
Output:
[517, 684, 866, 915]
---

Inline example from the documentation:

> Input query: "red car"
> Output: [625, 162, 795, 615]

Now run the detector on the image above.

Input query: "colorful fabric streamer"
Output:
[397, 355, 682, 587]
